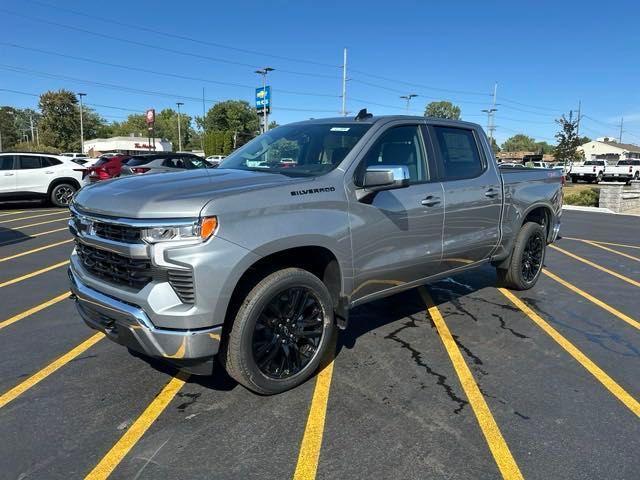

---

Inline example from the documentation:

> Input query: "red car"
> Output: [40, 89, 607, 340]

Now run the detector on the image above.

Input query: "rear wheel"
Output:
[220, 268, 335, 394]
[497, 222, 546, 290]
[596, 172, 604, 183]
[49, 183, 77, 207]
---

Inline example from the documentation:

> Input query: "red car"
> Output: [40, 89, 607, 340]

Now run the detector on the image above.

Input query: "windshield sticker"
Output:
[330, 127, 350, 132]
[291, 186, 336, 196]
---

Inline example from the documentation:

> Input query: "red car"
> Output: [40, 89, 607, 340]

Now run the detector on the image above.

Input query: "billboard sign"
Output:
[255, 86, 271, 113]
[145, 109, 155, 125]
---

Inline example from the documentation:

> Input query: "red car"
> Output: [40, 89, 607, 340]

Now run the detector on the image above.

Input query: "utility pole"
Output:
[482, 82, 498, 148]
[619, 116, 624, 143]
[77, 92, 86, 153]
[576, 100, 581, 137]
[29, 115, 35, 143]
[176, 102, 184, 151]
[341, 48, 348, 116]
[400, 94, 418, 114]
[201, 87, 206, 152]
[255, 67, 274, 133]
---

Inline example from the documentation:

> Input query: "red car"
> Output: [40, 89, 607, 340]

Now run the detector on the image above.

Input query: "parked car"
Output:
[205, 155, 225, 167]
[0, 152, 85, 206]
[119, 153, 211, 176]
[531, 161, 551, 169]
[61, 152, 88, 159]
[499, 162, 525, 168]
[570, 160, 606, 183]
[602, 159, 640, 183]
[69, 114, 562, 394]
[86, 154, 131, 182]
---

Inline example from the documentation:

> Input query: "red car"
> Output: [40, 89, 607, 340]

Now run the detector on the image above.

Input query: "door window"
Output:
[358, 125, 428, 184]
[0, 156, 14, 170]
[17, 156, 44, 169]
[432, 127, 484, 181]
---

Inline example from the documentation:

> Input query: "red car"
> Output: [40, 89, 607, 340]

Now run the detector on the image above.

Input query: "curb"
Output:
[562, 205, 615, 213]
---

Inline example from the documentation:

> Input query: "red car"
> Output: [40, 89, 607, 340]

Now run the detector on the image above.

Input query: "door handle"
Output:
[3, 173, 14, 176]
[45, 171, 55, 174]
[421, 195, 441, 207]
[484, 188, 499, 198]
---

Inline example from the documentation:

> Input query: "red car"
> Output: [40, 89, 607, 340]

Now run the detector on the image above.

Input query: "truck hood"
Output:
[73, 168, 301, 218]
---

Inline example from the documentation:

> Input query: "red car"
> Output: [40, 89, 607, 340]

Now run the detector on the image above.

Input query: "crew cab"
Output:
[603, 159, 640, 183]
[570, 160, 606, 183]
[0, 152, 85, 206]
[68, 113, 562, 394]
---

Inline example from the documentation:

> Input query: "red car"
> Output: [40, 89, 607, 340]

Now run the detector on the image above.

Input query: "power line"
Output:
[500, 97, 564, 113]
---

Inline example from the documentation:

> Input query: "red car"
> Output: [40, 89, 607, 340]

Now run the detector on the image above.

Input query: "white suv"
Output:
[0, 152, 86, 207]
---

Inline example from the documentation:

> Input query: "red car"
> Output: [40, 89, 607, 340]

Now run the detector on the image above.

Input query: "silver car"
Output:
[120, 153, 211, 176]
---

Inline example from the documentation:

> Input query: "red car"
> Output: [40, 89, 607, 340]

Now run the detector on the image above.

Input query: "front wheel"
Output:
[497, 222, 546, 290]
[50, 183, 77, 207]
[220, 268, 335, 394]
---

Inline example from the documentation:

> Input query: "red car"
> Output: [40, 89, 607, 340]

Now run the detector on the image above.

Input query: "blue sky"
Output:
[1, 0, 639, 145]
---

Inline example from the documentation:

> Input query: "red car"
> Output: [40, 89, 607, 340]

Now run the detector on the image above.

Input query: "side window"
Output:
[42, 157, 62, 167]
[162, 158, 185, 168]
[0, 156, 14, 170]
[432, 126, 484, 181]
[358, 125, 428, 184]
[18, 156, 43, 169]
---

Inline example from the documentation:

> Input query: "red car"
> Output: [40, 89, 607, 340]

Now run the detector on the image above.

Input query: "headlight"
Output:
[141, 216, 217, 244]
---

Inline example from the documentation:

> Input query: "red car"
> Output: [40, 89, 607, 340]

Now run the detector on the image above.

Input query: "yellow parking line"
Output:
[542, 269, 639, 331]
[293, 343, 336, 480]
[580, 240, 640, 263]
[0, 291, 70, 331]
[0, 227, 68, 247]
[84, 372, 189, 480]
[499, 289, 640, 416]
[0, 210, 68, 224]
[0, 210, 26, 217]
[549, 244, 640, 288]
[562, 237, 640, 250]
[0, 260, 70, 288]
[0, 332, 104, 409]
[0, 239, 73, 262]
[9, 216, 69, 229]
[420, 288, 523, 479]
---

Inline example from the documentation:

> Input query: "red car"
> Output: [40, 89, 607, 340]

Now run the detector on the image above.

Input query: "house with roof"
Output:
[578, 140, 640, 165]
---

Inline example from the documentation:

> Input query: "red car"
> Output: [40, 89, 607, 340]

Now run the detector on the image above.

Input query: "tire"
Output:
[596, 172, 604, 183]
[497, 222, 546, 290]
[634, 171, 639, 181]
[49, 182, 77, 207]
[220, 268, 336, 395]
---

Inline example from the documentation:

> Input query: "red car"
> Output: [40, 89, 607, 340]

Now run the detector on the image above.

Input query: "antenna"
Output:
[355, 108, 373, 121]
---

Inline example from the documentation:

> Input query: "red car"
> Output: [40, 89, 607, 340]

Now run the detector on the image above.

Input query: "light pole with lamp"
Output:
[255, 67, 274, 133]
[176, 102, 184, 151]
[400, 94, 418, 114]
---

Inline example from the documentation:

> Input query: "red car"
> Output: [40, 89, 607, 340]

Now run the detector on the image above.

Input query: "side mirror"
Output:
[362, 165, 411, 192]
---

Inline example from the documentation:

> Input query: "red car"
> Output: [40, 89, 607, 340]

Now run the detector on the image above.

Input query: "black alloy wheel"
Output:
[521, 231, 544, 283]
[252, 287, 324, 379]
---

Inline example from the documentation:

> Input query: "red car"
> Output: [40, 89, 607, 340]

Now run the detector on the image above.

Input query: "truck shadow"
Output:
[0, 226, 33, 248]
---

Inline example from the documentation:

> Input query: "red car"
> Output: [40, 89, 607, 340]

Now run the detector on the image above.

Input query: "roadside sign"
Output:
[255, 86, 271, 113]
[145, 109, 155, 125]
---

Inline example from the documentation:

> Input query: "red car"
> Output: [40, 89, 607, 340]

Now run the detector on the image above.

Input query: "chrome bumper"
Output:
[68, 267, 221, 375]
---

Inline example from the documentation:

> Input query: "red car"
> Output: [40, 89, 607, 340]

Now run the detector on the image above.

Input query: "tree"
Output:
[111, 109, 196, 151]
[424, 101, 461, 120]
[490, 137, 501, 154]
[501, 134, 538, 152]
[203, 100, 260, 136]
[534, 141, 554, 154]
[38, 89, 81, 150]
[578, 135, 591, 145]
[0, 106, 20, 150]
[554, 113, 581, 163]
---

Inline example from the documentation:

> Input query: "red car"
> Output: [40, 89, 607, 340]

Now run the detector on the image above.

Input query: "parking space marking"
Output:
[499, 289, 640, 416]
[9, 216, 69, 230]
[0, 239, 73, 263]
[576, 240, 640, 263]
[420, 288, 524, 480]
[0, 210, 26, 217]
[562, 237, 640, 250]
[0, 227, 68, 247]
[542, 269, 639, 331]
[0, 260, 70, 288]
[84, 372, 189, 480]
[549, 244, 640, 288]
[293, 340, 336, 480]
[0, 332, 104, 409]
[0, 211, 69, 224]
[0, 291, 70, 331]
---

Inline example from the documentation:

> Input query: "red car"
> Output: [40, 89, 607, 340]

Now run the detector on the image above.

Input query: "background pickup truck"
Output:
[603, 159, 640, 183]
[570, 160, 606, 183]
[68, 113, 563, 394]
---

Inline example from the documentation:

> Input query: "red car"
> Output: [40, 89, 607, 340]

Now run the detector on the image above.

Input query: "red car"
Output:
[87, 154, 131, 182]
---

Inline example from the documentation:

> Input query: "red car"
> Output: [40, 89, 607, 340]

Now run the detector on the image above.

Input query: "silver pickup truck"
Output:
[68, 113, 562, 394]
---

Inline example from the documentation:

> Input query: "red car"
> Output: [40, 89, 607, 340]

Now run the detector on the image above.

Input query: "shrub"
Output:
[564, 188, 599, 207]
[11, 142, 61, 153]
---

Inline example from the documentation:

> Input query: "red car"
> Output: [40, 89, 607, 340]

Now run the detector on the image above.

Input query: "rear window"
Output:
[584, 161, 604, 165]
[125, 157, 154, 166]
[0, 156, 13, 170]
[617, 160, 640, 165]
[93, 158, 109, 167]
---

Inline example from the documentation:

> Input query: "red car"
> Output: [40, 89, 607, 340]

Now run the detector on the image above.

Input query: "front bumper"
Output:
[69, 267, 222, 375]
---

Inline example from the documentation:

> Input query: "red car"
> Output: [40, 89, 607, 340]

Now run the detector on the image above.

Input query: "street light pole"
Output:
[77, 93, 86, 153]
[400, 94, 418, 114]
[255, 67, 274, 133]
[176, 102, 184, 151]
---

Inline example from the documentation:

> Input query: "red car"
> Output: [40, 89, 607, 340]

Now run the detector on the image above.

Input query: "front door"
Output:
[0, 156, 16, 194]
[349, 124, 444, 302]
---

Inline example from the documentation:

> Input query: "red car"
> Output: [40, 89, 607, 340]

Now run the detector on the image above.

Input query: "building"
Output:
[578, 140, 640, 165]
[84, 135, 173, 156]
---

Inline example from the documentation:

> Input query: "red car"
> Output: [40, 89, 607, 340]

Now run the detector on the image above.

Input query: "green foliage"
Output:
[501, 134, 538, 152]
[38, 89, 81, 151]
[554, 113, 582, 162]
[203, 100, 260, 135]
[11, 142, 60, 153]
[578, 135, 591, 145]
[0, 106, 20, 149]
[424, 101, 461, 120]
[203, 130, 235, 156]
[490, 137, 501, 153]
[535, 141, 554, 154]
[110, 109, 195, 150]
[564, 188, 599, 207]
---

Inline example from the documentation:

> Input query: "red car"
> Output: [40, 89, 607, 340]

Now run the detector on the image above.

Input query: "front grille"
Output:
[76, 241, 152, 290]
[167, 269, 195, 304]
[93, 222, 142, 244]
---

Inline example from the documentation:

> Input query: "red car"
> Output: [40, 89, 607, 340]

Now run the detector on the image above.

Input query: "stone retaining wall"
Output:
[599, 181, 640, 213]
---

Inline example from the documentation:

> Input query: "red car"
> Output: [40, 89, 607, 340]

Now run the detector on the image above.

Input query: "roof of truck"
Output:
[289, 114, 482, 129]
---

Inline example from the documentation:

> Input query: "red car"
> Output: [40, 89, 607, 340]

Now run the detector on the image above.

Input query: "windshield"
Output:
[584, 161, 604, 165]
[219, 123, 371, 176]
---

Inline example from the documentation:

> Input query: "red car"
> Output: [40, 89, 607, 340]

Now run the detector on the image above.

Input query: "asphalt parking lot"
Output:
[0, 204, 638, 480]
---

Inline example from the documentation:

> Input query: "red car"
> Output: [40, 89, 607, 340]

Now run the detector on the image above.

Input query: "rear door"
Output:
[429, 124, 502, 269]
[15, 155, 52, 194]
[0, 155, 16, 194]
